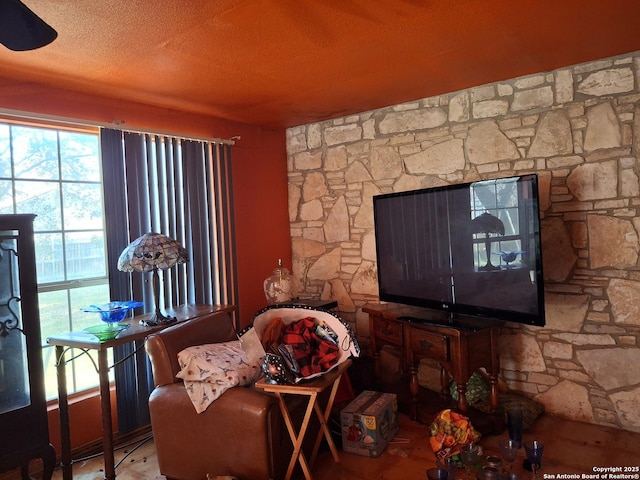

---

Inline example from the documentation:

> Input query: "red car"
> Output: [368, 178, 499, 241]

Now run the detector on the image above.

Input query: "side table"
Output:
[255, 359, 351, 480]
[47, 304, 234, 480]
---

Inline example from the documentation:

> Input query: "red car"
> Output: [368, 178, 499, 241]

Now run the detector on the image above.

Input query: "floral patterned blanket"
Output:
[176, 341, 262, 413]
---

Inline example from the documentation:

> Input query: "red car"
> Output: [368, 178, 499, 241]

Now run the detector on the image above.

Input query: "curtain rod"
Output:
[0, 108, 237, 145]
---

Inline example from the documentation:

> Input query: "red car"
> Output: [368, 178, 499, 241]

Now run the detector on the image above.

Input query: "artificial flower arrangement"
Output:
[429, 408, 481, 462]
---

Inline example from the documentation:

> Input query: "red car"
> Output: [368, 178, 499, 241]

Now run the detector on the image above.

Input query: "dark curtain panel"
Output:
[100, 128, 237, 433]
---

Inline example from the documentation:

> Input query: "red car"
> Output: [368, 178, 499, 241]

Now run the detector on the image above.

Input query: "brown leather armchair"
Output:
[145, 308, 291, 480]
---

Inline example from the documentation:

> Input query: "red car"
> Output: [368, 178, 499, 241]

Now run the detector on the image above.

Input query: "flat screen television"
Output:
[373, 174, 545, 327]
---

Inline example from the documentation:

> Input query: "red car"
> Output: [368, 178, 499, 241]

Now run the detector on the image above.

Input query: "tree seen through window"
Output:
[0, 122, 110, 399]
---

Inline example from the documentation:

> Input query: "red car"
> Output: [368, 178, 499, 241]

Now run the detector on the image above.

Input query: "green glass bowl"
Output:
[83, 323, 130, 342]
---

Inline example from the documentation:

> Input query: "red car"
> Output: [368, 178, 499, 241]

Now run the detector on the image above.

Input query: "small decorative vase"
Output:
[263, 259, 294, 305]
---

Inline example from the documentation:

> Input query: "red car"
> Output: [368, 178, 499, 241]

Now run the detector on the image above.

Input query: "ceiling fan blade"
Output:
[0, 0, 57, 51]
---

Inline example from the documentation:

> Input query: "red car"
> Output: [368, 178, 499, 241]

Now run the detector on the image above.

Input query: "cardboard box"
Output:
[340, 390, 399, 457]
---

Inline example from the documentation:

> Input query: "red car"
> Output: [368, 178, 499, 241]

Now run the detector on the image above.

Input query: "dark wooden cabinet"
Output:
[0, 214, 55, 479]
[364, 302, 501, 425]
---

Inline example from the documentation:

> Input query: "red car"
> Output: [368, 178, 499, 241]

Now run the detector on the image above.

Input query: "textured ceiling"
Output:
[2, 0, 640, 128]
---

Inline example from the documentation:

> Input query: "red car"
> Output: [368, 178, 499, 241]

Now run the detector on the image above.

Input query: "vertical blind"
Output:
[100, 128, 238, 432]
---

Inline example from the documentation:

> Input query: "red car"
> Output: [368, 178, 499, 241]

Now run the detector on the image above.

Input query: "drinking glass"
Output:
[460, 442, 481, 480]
[506, 406, 523, 444]
[437, 456, 457, 480]
[426, 467, 449, 480]
[498, 438, 520, 475]
[523, 440, 544, 479]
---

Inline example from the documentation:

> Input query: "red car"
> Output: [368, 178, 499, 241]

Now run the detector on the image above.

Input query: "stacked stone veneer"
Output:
[286, 51, 640, 432]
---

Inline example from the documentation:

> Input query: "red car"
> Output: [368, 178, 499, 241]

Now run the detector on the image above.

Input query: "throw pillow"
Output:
[176, 341, 262, 413]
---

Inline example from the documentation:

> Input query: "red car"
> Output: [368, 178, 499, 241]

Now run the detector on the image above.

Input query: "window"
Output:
[470, 177, 523, 270]
[1, 119, 237, 430]
[0, 121, 110, 399]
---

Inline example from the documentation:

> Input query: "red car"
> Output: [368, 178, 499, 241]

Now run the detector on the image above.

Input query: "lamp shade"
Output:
[117, 232, 188, 273]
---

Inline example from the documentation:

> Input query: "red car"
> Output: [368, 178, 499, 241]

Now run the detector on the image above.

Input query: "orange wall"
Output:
[47, 389, 117, 453]
[232, 127, 292, 324]
[0, 77, 292, 449]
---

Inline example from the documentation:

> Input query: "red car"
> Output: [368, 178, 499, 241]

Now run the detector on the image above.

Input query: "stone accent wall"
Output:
[285, 51, 640, 432]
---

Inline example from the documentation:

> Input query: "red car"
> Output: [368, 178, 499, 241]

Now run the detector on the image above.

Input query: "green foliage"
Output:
[449, 371, 489, 405]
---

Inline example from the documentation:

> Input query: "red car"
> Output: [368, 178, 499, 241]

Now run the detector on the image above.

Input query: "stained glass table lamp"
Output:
[117, 232, 189, 326]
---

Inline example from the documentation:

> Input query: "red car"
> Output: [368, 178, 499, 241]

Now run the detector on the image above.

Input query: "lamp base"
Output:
[139, 311, 177, 327]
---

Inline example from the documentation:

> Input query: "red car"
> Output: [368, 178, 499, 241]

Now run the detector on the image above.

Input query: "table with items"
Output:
[47, 304, 233, 480]
[255, 359, 351, 480]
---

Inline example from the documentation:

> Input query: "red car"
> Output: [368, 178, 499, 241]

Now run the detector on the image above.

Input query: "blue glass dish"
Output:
[81, 301, 144, 325]
[81, 301, 144, 341]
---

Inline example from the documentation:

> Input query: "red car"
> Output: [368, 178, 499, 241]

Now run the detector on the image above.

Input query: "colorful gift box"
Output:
[340, 390, 399, 457]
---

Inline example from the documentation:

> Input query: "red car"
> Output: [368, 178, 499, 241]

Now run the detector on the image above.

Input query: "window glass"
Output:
[34, 232, 64, 283]
[59, 131, 101, 182]
[0, 121, 109, 400]
[40, 284, 114, 399]
[470, 178, 524, 269]
[12, 126, 59, 180]
[39, 290, 72, 339]
[65, 231, 106, 280]
[0, 179, 13, 214]
[14, 180, 61, 231]
[62, 183, 103, 230]
[0, 125, 10, 177]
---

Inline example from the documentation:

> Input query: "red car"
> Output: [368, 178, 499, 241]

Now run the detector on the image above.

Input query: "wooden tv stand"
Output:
[363, 303, 502, 421]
